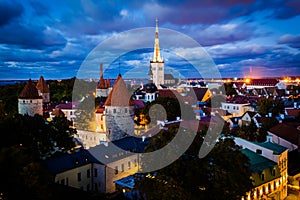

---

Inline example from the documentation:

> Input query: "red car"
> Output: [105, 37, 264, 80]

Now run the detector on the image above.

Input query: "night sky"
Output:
[1, 0, 300, 80]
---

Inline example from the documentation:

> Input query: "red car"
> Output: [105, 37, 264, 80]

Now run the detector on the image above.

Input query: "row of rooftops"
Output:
[19, 76, 50, 99]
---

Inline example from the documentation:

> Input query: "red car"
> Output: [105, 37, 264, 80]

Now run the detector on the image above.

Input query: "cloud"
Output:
[0, 1, 24, 26]
[0, 23, 66, 49]
[278, 34, 300, 48]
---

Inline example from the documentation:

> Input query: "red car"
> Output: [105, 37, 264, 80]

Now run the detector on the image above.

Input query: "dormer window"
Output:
[256, 149, 262, 154]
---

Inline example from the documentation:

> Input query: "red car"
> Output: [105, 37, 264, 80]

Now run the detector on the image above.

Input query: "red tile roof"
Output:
[57, 101, 79, 109]
[246, 78, 279, 86]
[19, 79, 42, 99]
[104, 75, 134, 106]
[286, 108, 300, 117]
[36, 75, 50, 93]
[269, 123, 300, 147]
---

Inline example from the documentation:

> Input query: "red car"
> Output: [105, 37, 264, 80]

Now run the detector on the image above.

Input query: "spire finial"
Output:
[153, 18, 162, 62]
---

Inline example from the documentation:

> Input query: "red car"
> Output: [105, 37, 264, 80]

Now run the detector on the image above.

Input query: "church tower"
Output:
[104, 74, 134, 141]
[150, 18, 164, 87]
[18, 79, 43, 116]
[96, 63, 110, 101]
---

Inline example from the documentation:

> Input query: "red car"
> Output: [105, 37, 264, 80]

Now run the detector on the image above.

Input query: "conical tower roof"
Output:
[36, 75, 50, 93]
[104, 74, 134, 106]
[19, 79, 42, 99]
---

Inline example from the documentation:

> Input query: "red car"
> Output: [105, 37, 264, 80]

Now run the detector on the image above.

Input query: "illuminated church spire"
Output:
[153, 18, 163, 62]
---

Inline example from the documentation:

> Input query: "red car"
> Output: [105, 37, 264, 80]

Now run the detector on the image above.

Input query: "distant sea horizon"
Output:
[0, 75, 295, 86]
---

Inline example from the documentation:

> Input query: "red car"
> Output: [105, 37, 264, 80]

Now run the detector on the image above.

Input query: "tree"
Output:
[0, 114, 77, 199]
[74, 94, 97, 131]
[224, 83, 237, 96]
[135, 124, 253, 200]
[257, 98, 273, 116]
[258, 117, 279, 142]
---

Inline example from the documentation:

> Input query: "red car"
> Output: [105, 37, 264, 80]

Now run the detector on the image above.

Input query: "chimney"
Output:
[266, 135, 273, 143]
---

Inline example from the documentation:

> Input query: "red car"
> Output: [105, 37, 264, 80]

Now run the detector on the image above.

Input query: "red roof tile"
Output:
[36, 75, 50, 93]
[269, 123, 300, 146]
[104, 75, 134, 106]
[19, 79, 42, 99]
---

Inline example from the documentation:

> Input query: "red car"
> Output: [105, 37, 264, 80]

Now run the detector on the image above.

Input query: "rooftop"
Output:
[36, 75, 50, 93]
[241, 148, 278, 173]
[104, 74, 134, 107]
[19, 79, 42, 99]
[252, 141, 288, 155]
[44, 149, 101, 174]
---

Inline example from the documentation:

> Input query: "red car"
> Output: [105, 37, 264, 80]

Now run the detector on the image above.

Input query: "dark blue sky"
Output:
[0, 0, 300, 80]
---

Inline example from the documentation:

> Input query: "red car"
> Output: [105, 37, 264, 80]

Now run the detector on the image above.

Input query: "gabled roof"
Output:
[44, 149, 102, 174]
[104, 74, 134, 106]
[19, 79, 42, 99]
[189, 87, 210, 102]
[241, 148, 278, 173]
[285, 108, 300, 117]
[269, 123, 300, 146]
[252, 141, 288, 155]
[242, 111, 259, 119]
[36, 75, 50, 93]
[88, 136, 149, 163]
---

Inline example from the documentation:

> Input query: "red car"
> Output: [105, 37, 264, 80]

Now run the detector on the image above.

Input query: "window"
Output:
[113, 109, 116, 113]
[121, 164, 124, 172]
[77, 172, 81, 181]
[134, 159, 137, 167]
[115, 166, 118, 174]
[128, 161, 131, 169]
[256, 149, 262, 154]
[261, 173, 265, 181]
[66, 178, 69, 186]
[87, 169, 90, 178]
[60, 179, 65, 185]
[272, 169, 276, 176]
[94, 168, 98, 177]
[125, 108, 127, 113]
[87, 184, 90, 191]
[94, 183, 98, 191]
